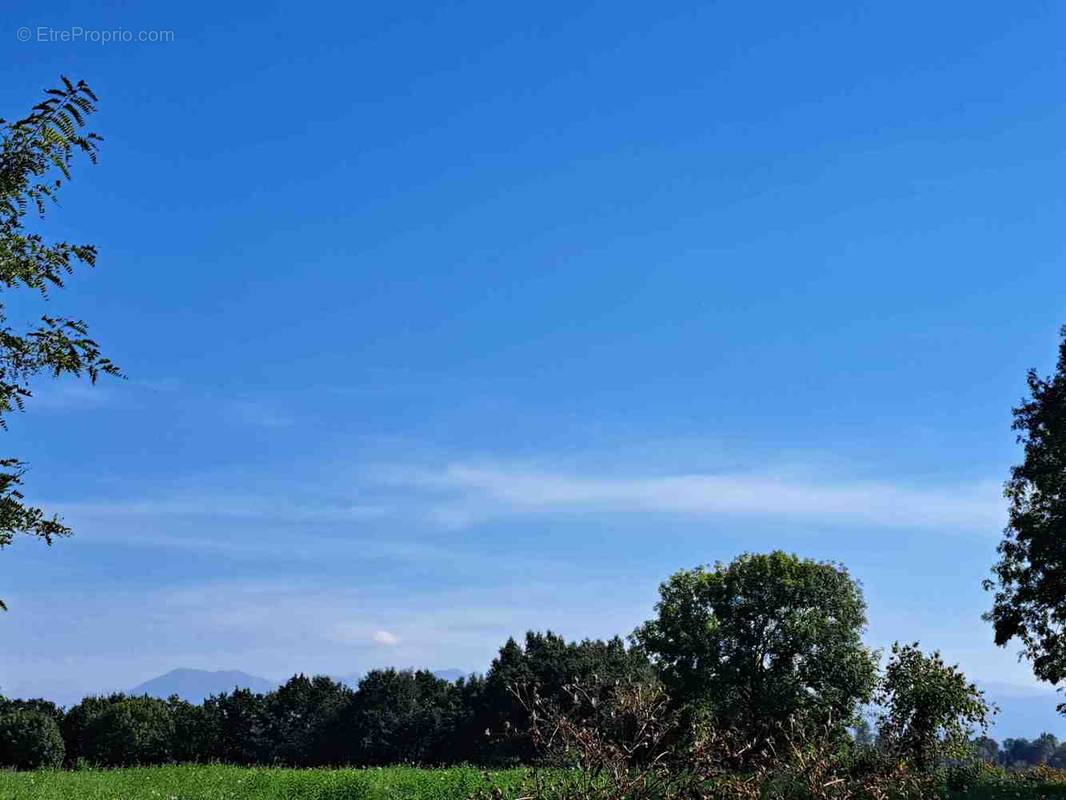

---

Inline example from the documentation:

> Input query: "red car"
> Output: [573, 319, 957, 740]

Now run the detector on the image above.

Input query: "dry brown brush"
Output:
[492, 680, 936, 800]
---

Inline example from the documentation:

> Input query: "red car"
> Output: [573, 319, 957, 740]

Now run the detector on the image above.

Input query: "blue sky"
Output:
[2, 1, 1066, 732]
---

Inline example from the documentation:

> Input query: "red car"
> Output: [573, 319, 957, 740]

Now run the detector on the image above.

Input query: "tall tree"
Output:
[875, 642, 991, 771]
[60, 693, 126, 766]
[986, 328, 1066, 700]
[478, 631, 653, 763]
[263, 674, 352, 766]
[0, 78, 118, 608]
[635, 551, 878, 744]
[334, 668, 461, 765]
[201, 688, 272, 766]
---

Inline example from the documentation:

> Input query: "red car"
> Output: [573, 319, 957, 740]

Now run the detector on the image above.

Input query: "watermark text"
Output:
[17, 26, 175, 44]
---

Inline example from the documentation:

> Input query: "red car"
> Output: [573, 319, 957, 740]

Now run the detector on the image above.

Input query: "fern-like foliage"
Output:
[0, 77, 119, 609]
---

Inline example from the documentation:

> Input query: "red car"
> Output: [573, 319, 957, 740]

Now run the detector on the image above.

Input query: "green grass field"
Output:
[0, 765, 527, 800]
[7, 765, 1066, 800]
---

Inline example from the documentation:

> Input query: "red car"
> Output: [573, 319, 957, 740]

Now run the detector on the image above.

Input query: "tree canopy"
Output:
[634, 550, 878, 741]
[986, 327, 1066, 698]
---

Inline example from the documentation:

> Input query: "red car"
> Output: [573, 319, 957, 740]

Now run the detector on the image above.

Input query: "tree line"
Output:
[972, 732, 1066, 769]
[0, 632, 645, 769]
[0, 552, 1002, 771]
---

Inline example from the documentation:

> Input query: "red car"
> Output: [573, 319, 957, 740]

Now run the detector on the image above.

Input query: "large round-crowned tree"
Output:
[635, 550, 878, 741]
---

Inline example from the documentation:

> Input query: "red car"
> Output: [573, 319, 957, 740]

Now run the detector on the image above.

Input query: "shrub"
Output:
[0, 709, 65, 770]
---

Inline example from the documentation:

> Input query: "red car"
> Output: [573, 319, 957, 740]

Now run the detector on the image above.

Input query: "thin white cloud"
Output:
[29, 381, 112, 412]
[396, 463, 1003, 531]
[50, 497, 387, 523]
[372, 630, 399, 646]
[38, 454, 1004, 542]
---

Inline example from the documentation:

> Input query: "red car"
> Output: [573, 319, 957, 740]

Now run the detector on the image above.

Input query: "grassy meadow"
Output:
[6, 765, 1066, 800]
[0, 765, 527, 800]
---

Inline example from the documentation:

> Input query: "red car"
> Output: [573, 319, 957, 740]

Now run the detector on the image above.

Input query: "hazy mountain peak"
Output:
[129, 668, 277, 703]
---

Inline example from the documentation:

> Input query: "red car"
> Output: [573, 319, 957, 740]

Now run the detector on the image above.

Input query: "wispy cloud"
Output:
[46, 454, 1004, 536]
[391, 462, 1003, 531]
[28, 381, 113, 412]
[372, 630, 399, 646]
[51, 497, 387, 523]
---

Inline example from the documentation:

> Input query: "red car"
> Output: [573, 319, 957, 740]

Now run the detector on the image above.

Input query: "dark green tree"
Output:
[0, 695, 63, 725]
[336, 669, 461, 765]
[986, 328, 1066, 701]
[81, 695, 174, 767]
[264, 674, 352, 766]
[60, 693, 125, 765]
[1002, 732, 1058, 767]
[0, 78, 119, 609]
[875, 642, 991, 771]
[167, 695, 213, 764]
[1003, 737, 1031, 766]
[634, 551, 878, 744]
[0, 709, 64, 769]
[449, 673, 493, 764]
[1032, 732, 1059, 764]
[1049, 741, 1066, 769]
[201, 688, 272, 765]
[478, 631, 654, 763]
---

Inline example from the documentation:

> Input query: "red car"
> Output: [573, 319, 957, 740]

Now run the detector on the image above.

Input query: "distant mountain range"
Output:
[128, 667, 470, 704]
[129, 669, 278, 704]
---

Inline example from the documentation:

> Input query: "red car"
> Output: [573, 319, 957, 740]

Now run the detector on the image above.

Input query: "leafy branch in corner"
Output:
[0, 77, 120, 608]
